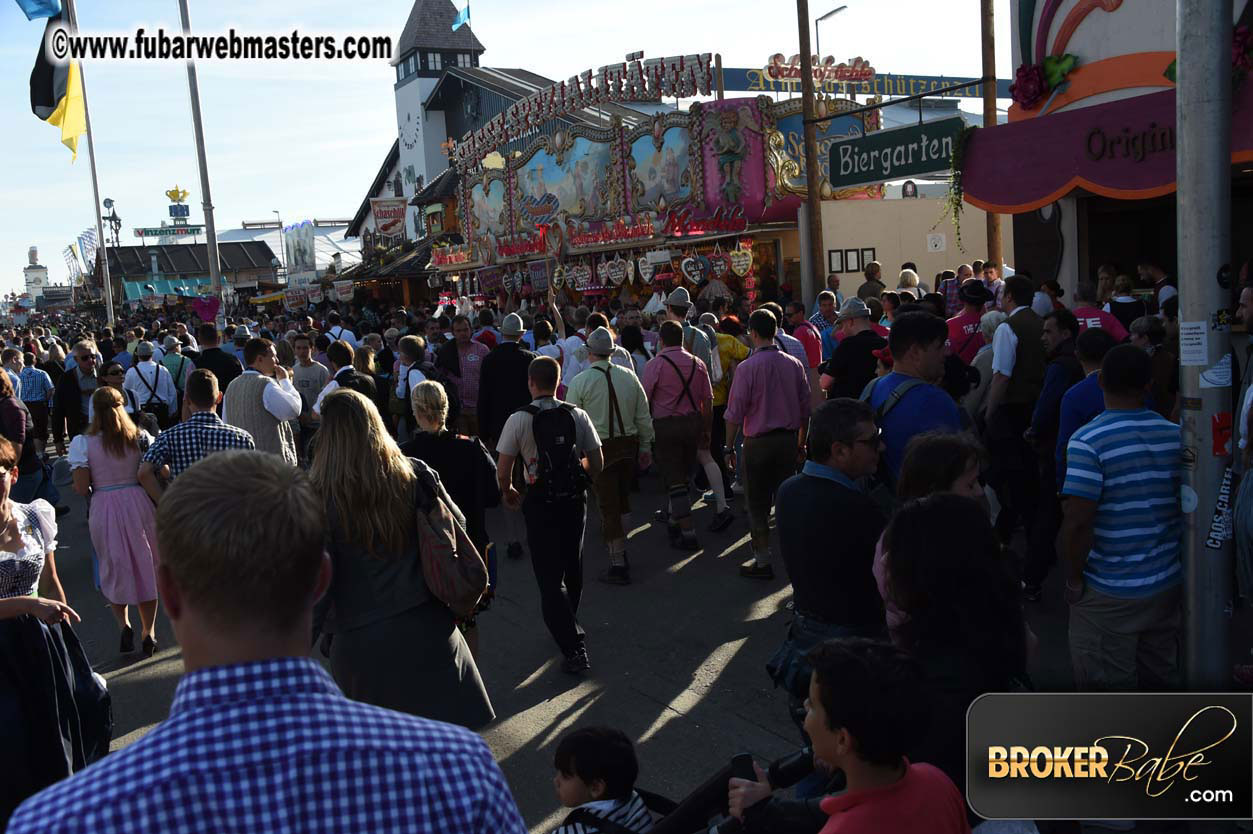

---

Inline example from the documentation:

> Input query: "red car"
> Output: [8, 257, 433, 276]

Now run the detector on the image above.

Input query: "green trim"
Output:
[1020, 0, 1038, 65]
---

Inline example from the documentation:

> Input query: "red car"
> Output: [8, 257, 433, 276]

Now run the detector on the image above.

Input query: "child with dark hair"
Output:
[550, 727, 653, 834]
[804, 638, 970, 833]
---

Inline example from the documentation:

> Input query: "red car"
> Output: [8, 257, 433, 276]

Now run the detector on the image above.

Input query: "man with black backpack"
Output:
[123, 341, 177, 430]
[497, 356, 603, 674]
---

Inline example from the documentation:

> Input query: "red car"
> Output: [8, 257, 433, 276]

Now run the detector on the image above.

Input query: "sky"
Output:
[0, 0, 1012, 296]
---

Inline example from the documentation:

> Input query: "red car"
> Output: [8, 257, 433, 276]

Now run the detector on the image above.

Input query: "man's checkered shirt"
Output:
[141, 411, 255, 478]
[8, 657, 527, 834]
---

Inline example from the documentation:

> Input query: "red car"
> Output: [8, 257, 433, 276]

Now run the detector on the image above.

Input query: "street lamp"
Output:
[814, 4, 847, 59]
[273, 210, 285, 270]
[102, 197, 122, 248]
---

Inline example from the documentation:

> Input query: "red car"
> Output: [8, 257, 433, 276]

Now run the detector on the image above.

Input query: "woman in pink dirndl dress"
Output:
[69, 387, 160, 657]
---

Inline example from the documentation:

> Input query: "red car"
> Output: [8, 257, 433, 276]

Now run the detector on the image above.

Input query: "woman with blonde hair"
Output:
[401, 380, 499, 656]
[310, 387, 493, 729]
[70, 387, 160, 657]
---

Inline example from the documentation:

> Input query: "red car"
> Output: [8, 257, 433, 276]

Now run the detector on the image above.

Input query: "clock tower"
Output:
[393, 0, 484, 238]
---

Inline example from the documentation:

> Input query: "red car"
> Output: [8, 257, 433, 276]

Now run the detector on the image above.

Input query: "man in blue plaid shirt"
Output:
[138, 369, 255, 500]
[9, 449, 527, 834]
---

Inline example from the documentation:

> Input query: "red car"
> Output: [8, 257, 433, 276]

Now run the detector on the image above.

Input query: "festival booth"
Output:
[960, 0, 1253, 294]
[435, 52, 881, 309]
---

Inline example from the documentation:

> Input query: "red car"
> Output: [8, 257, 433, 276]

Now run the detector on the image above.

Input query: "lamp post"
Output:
[102, 198, 122, 248]
[272, 210, 285, 272]
[814, 4, 847, 61]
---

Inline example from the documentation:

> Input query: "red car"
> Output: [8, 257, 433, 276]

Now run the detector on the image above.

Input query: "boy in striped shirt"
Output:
[1061, 344, 1182, 690]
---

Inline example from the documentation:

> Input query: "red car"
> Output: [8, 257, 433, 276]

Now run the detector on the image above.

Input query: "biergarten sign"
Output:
[452, 52, 714, 167]
[827, 116, 965, 189]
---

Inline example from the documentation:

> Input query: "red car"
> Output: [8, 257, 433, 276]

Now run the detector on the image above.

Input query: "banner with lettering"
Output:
[370, 198, 409, 238]
[477, 267, 503, 293]
[306, 287, 324, 304]
[334, 280, 354, 301]
[528, 260, 549, 292]
[284, 288, 307, 309]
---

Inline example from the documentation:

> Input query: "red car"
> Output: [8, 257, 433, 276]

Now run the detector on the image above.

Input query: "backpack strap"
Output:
[659, 353, 700, 414]
[866, 377, 926, 424]
[173, 355, 188, 391]
[134, 364, 159, 405]
[594, 366, 626, 440]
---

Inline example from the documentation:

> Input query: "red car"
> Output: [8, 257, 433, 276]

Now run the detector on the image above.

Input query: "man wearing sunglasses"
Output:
[51, 342, 101, 456]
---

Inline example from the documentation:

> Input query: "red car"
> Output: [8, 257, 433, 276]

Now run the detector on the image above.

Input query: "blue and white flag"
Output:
[451, 0, 469, 31]
[62, 244, 81, 279]
[14, 0, 60, 20]
[78, 227, 97, 268]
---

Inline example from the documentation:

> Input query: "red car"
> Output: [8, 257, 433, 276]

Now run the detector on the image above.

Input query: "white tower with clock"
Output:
[393, 0, 485, 238]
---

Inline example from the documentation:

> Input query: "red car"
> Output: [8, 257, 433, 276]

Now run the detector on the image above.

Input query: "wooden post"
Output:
[981, 0, 1002, 267]
[715, 53, 725, 101]
[798, 0, 825, 308]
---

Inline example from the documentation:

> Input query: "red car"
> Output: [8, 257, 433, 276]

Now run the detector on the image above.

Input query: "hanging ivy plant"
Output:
[934, 125, 977, 253]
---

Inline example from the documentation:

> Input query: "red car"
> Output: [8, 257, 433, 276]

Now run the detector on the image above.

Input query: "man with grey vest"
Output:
[984, 274, 1047, 545]
[223, 338, 303, 465]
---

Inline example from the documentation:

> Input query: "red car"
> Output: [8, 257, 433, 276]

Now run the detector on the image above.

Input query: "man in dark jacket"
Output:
[192, 323, 243, 413]
[52, 340, 100, 454]
[1022, 308, 1084, 600]
[475, 313, 536, 449]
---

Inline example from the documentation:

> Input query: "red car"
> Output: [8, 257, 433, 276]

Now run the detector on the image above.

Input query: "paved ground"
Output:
[48, 467, 1251, 833]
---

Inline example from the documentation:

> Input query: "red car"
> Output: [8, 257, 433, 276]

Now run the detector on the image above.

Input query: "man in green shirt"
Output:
[565, 327, 654, 585]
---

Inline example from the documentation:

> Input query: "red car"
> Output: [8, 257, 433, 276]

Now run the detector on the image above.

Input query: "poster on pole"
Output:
[334, 280, 354, 301]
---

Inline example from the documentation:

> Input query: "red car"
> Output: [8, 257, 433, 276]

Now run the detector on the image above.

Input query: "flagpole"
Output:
[176, 0, 224, 310]
[62, 0, 115, 326]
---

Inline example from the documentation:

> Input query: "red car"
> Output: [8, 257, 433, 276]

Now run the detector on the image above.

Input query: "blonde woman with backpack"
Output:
[310, 388, 493, 729]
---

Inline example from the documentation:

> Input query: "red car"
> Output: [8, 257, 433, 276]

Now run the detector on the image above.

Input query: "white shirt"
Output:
[395, 363, 427, 399]
[991, 305, 1029, 377]
[231, 369, 302, 421]
[326, 325, 359, 348]
[123, 360, 177, 409]
[312, 367, 357, 416]
[560, 330, 590, 379]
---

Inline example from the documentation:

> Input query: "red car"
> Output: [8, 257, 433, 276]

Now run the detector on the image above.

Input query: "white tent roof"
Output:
[217, 222, 362, 272]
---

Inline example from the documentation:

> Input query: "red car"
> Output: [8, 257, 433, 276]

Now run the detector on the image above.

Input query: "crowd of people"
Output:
[0, 252, 1243, 833]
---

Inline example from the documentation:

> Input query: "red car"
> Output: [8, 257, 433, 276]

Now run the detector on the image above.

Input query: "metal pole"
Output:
[62, 0, 115, 326]
[980, 0, 1002, 267]
[714, 53, 725, 101]
[1178, 0, 1233, 689]
[797, 0, 825, 310]
[176, 0, 223, 300]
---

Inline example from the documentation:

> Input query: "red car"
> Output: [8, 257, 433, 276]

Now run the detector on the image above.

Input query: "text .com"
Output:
[45, 25, 393, 63]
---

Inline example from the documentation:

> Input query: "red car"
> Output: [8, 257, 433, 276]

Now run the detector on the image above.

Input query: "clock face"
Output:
[400, 111, 421, 152]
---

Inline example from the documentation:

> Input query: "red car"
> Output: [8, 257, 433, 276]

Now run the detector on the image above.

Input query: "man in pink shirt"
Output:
[643, 320, 712, 552]
[1071, 281, 1129, 342]
[945, 281, 993, 364]
[724, 309, 810, 580]
[445, 314, 491, 436]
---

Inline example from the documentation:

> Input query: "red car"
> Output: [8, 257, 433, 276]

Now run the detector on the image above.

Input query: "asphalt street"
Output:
[44, 464, 1246, 833]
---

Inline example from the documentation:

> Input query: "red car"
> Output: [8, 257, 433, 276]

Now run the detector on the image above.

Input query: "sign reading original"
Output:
[827, 116, 964, 190]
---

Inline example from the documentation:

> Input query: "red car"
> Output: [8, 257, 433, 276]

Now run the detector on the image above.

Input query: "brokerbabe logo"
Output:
[967, 694, 1253, 821]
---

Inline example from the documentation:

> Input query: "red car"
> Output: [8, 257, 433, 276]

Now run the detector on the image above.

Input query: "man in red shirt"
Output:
[945, 282, 994, 364]
[787, 302, 824, 367]
[807, 640, 970, 834]
[1071, 281, 1129, 342]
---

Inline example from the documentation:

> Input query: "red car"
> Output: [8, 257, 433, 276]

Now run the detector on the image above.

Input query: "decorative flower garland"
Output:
[1011, 53, 1080, 111]
[935, 125, 977, 253]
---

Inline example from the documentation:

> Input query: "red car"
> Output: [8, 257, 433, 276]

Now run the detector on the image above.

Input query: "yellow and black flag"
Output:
[29, 12, 86, 160]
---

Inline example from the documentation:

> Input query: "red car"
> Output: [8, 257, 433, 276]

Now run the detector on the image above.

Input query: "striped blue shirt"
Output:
[1062, 408, 1182, 598]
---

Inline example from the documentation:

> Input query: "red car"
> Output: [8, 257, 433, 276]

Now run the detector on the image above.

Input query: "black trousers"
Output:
[985, 402, 1039, 545]
[1024, 453, 1062, 587]
[522, 493, 587, 657]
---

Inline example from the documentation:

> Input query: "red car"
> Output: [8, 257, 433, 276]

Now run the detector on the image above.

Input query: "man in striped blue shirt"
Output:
[1061, 344, 1182, 690]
